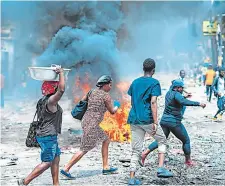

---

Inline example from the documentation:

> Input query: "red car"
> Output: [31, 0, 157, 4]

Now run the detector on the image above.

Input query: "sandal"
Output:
[102, 167, 118, 175]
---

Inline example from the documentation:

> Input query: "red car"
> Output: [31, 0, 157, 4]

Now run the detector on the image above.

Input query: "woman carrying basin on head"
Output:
[18, 67, 65, 186]
[60, 75, 121, 179]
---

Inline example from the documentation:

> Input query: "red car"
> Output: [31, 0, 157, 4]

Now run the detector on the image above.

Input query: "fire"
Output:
[73, 73, 91, 103]
[73, 75, 132, 142]
[100, 101, 131, 142]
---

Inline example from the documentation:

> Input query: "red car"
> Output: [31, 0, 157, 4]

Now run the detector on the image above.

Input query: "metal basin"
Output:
[28, 66, 71, 81]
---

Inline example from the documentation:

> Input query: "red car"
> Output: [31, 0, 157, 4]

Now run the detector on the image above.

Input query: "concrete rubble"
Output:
[1, 80, 225, 185]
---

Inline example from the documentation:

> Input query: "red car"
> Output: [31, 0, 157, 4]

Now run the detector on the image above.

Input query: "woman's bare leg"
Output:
[63, 151, 87, 172]
[102, 139, 110, 169]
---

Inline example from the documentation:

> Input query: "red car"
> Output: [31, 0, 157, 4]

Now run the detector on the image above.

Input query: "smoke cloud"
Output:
[2, 1, 224, 98]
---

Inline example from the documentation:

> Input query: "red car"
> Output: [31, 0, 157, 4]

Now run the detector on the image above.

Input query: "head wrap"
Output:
[171, 79, 184, 89]
[96, 75, 112, 87]
[41, 81, 59, 96]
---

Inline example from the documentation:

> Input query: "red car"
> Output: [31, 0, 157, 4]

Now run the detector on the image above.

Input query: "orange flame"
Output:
[73, 73, 91, 103]
[73, 75, 131, 142]
[100, 102, 131, 142]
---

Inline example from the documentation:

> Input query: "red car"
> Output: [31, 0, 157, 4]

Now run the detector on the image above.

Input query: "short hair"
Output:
[208, 64, 213, 69]
[180, 70, 185, 74]
[143, 58, 155, 72]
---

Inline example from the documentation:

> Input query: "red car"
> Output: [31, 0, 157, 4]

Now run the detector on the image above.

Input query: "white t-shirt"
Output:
[217, 77, 225, 96]
[178, 77, 187, 89]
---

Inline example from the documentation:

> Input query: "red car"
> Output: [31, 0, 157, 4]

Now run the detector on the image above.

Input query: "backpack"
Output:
[25, 96, 49, 147]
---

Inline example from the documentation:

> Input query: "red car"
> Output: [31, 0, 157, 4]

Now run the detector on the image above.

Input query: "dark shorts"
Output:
[36, 135, 61, 162]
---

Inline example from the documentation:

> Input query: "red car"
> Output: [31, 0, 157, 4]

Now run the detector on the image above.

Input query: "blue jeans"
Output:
[36, 135, 61, 162]
[148, 122, 191, 155]
[206, 85, 212, 102]
[214, 96, 225, 118]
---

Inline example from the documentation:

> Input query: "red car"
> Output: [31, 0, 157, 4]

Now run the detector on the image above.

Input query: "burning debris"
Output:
[100, 101, 131, 142]
[72, 73, 132, 142]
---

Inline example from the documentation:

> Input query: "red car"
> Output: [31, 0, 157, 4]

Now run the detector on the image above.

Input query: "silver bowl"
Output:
[28, 66, 71, 81]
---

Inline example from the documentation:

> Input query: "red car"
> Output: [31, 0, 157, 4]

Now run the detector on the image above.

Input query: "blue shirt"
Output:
[127, 76, 161, 125]
[161, 90, 200, 125]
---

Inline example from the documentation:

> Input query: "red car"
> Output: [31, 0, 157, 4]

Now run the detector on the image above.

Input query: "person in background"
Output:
[127, 58, 173, 186]
[17, 67, 65, 186]
[179, 70, 186, 81]
[0, 74, 5, 108]
[61, 75, 120, 179]
[141, 80, 206, 167]
[212, 68, 225, 120]
[201, 65, 208, 86]
[204, 64, 216, 102]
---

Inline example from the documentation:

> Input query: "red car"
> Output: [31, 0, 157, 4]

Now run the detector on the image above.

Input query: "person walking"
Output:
[60, 75, 120, 179]
[18, 67, 65, 186]
[204, 64, 216, 102]
[212, 67, 225, 120]
[127, 58, 173, 185]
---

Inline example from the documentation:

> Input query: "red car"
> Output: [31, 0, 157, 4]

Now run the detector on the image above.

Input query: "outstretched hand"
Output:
[185, 93, 192, 98]
[200, 103, 206, 108]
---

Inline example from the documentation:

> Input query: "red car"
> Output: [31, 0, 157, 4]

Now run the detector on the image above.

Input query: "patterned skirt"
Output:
[80, 115, 109, 152]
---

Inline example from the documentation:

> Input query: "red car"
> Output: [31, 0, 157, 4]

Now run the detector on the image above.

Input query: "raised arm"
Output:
[48, 68, 65, 111]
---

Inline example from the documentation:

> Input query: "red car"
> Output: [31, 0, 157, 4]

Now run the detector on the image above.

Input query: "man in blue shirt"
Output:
[127, 58, 173, 185]
[141, 80, 206, 167]
[212, 67, 225, 120]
